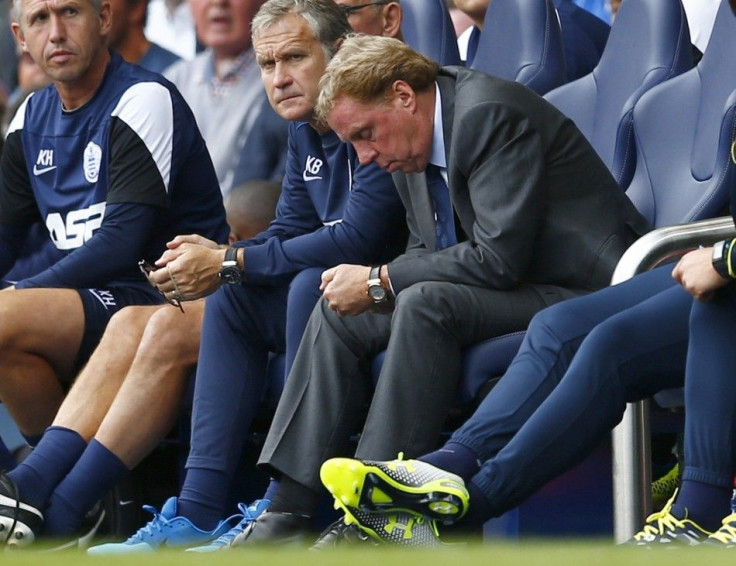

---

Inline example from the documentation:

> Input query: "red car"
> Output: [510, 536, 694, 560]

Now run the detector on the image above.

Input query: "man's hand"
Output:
[148, 235, 228, 301]
[320, 264, 374, 316]
[161, 234, 222, 255]
[672, 247, 729, 300]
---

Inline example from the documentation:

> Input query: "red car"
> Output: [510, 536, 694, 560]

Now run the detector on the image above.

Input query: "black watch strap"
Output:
[224, 246, 239, 264]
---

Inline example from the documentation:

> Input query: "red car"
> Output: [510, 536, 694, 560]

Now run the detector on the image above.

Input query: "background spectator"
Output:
[144, 0, 198, 59]
[164, 0, 288, 195]
[224, 179, 281, 244]
[108, 0, 180, 73]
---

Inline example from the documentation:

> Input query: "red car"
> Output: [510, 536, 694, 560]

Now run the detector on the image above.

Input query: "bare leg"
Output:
[52, 304, 162, 441]
[0, 289, 85, 436]
[93, 301, 204, 468]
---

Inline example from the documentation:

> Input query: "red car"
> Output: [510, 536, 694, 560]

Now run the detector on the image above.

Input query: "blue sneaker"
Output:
[87, 497, 239, 554]
[186, 499, 269, 552]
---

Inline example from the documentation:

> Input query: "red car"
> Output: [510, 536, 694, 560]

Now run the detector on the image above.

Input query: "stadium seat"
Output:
[400, 0, 462, 66]
[553, 0, 610, 82]
[470, 0, 567, 95]
[546, 0, 693, 189]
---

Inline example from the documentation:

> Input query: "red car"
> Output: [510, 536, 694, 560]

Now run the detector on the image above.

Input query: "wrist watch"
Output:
[219, 247, 242, 285]
[367, 265, 388, 304]
[712, 240, 731, 279]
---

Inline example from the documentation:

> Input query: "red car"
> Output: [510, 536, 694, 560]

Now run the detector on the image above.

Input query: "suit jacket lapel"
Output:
[436, 73, 456, 168]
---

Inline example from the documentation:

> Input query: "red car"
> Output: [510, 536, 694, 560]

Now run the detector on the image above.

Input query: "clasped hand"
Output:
[321, 264, 375, 316]
[145, 234, 225, 302]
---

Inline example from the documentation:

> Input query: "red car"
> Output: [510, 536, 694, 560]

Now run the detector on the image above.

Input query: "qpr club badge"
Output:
[83, 141, 102, 184]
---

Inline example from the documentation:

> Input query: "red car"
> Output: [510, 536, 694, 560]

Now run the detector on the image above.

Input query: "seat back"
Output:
[545, 0, 693, 189]
[553, 0, 610, 82]
[471, 0, 567, 95]
[400, 0, 462, 66]
[625, 0, 736, 227]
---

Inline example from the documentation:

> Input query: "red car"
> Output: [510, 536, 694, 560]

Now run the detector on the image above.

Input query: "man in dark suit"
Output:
[237, 34, 649, 546]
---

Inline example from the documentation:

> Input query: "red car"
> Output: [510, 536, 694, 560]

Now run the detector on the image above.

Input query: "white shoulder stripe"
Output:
[111, 82, 173, 191]
[6, 92, 34, 137]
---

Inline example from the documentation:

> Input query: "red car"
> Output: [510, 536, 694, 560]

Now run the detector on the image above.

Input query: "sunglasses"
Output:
[340, 1, 389, 16]
[138, 260, 185, 313]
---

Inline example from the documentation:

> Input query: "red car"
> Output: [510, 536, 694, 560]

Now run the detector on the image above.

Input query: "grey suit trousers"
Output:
[258, 280, 583, 493]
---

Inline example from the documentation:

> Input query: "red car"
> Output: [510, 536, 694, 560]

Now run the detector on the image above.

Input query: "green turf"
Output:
[2, 541, 735, 566]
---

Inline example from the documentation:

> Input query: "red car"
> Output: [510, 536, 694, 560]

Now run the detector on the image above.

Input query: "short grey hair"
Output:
[251, 0, 352, 59]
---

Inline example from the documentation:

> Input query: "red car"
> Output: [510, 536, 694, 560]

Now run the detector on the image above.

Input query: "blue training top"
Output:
[237, 121, 407, 285]
[0, 52, 229, 290]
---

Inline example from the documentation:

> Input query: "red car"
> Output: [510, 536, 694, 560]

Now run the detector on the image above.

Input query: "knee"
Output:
[525, 299, 596, 346]
[141, 304, 203, 363]
[582, 316, 635, 362]
[107, 305, 156, 332]
[394, 282, 454, 318]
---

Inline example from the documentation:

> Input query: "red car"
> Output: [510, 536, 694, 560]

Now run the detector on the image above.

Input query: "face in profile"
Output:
[253, 13, 329, 123]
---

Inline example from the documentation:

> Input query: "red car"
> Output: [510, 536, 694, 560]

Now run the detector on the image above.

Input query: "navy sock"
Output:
[44, 439, 129, 536]
[262, 478, 279, 502]
[7, 426, 86, 510]
[178, 467, 231, 531]
[268, 475, 319, 517]
[443, 480, 490, 537]
[0, 437, 16, 471]
[419, 442, 482, 481]
[672, 479, 732, 532]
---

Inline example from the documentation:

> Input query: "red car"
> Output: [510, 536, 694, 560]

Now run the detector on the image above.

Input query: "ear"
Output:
[11, 22, 27, 53]
[382, 3, 402, 39]
[98, 1, 113, 35]
[392, 80, 416, 111]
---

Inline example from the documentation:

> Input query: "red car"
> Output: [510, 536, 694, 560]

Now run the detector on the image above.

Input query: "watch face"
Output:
[368, 285, 387, 302]
[221, 267, 242, 285]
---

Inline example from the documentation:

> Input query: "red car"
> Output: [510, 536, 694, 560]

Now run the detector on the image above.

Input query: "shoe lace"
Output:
[211, 500, 267, 546]
[709, 514, 736, 544]
[633, 492, 685, 541]
[126, 505, 170, 543]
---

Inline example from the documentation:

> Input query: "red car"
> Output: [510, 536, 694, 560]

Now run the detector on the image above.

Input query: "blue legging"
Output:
[682, 284, 736, 489]
[452, 265, 695, 516]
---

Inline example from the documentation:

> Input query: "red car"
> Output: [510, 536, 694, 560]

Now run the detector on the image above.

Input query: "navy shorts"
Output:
[71, 285, 164, 381]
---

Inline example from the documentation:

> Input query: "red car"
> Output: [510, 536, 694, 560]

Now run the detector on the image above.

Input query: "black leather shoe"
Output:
[229, 511, 311, 547]
[310, 518, 377, 550]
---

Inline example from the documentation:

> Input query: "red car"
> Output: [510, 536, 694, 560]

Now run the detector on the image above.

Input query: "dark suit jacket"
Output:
[388, 66, 650, 294]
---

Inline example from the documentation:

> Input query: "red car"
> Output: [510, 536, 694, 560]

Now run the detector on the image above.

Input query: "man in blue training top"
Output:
[0, 0, 228, 546]
[0, 0, 407, 550]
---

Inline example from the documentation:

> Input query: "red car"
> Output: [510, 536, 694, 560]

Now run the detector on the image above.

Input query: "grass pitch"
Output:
[3, 540, 735, 566]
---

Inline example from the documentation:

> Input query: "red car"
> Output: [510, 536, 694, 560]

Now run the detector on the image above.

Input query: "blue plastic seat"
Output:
[400, 0, 461, 66]
[553, 0, 610, 82]
[470, 0, 567, 95]
[546, 0, 693, 189]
